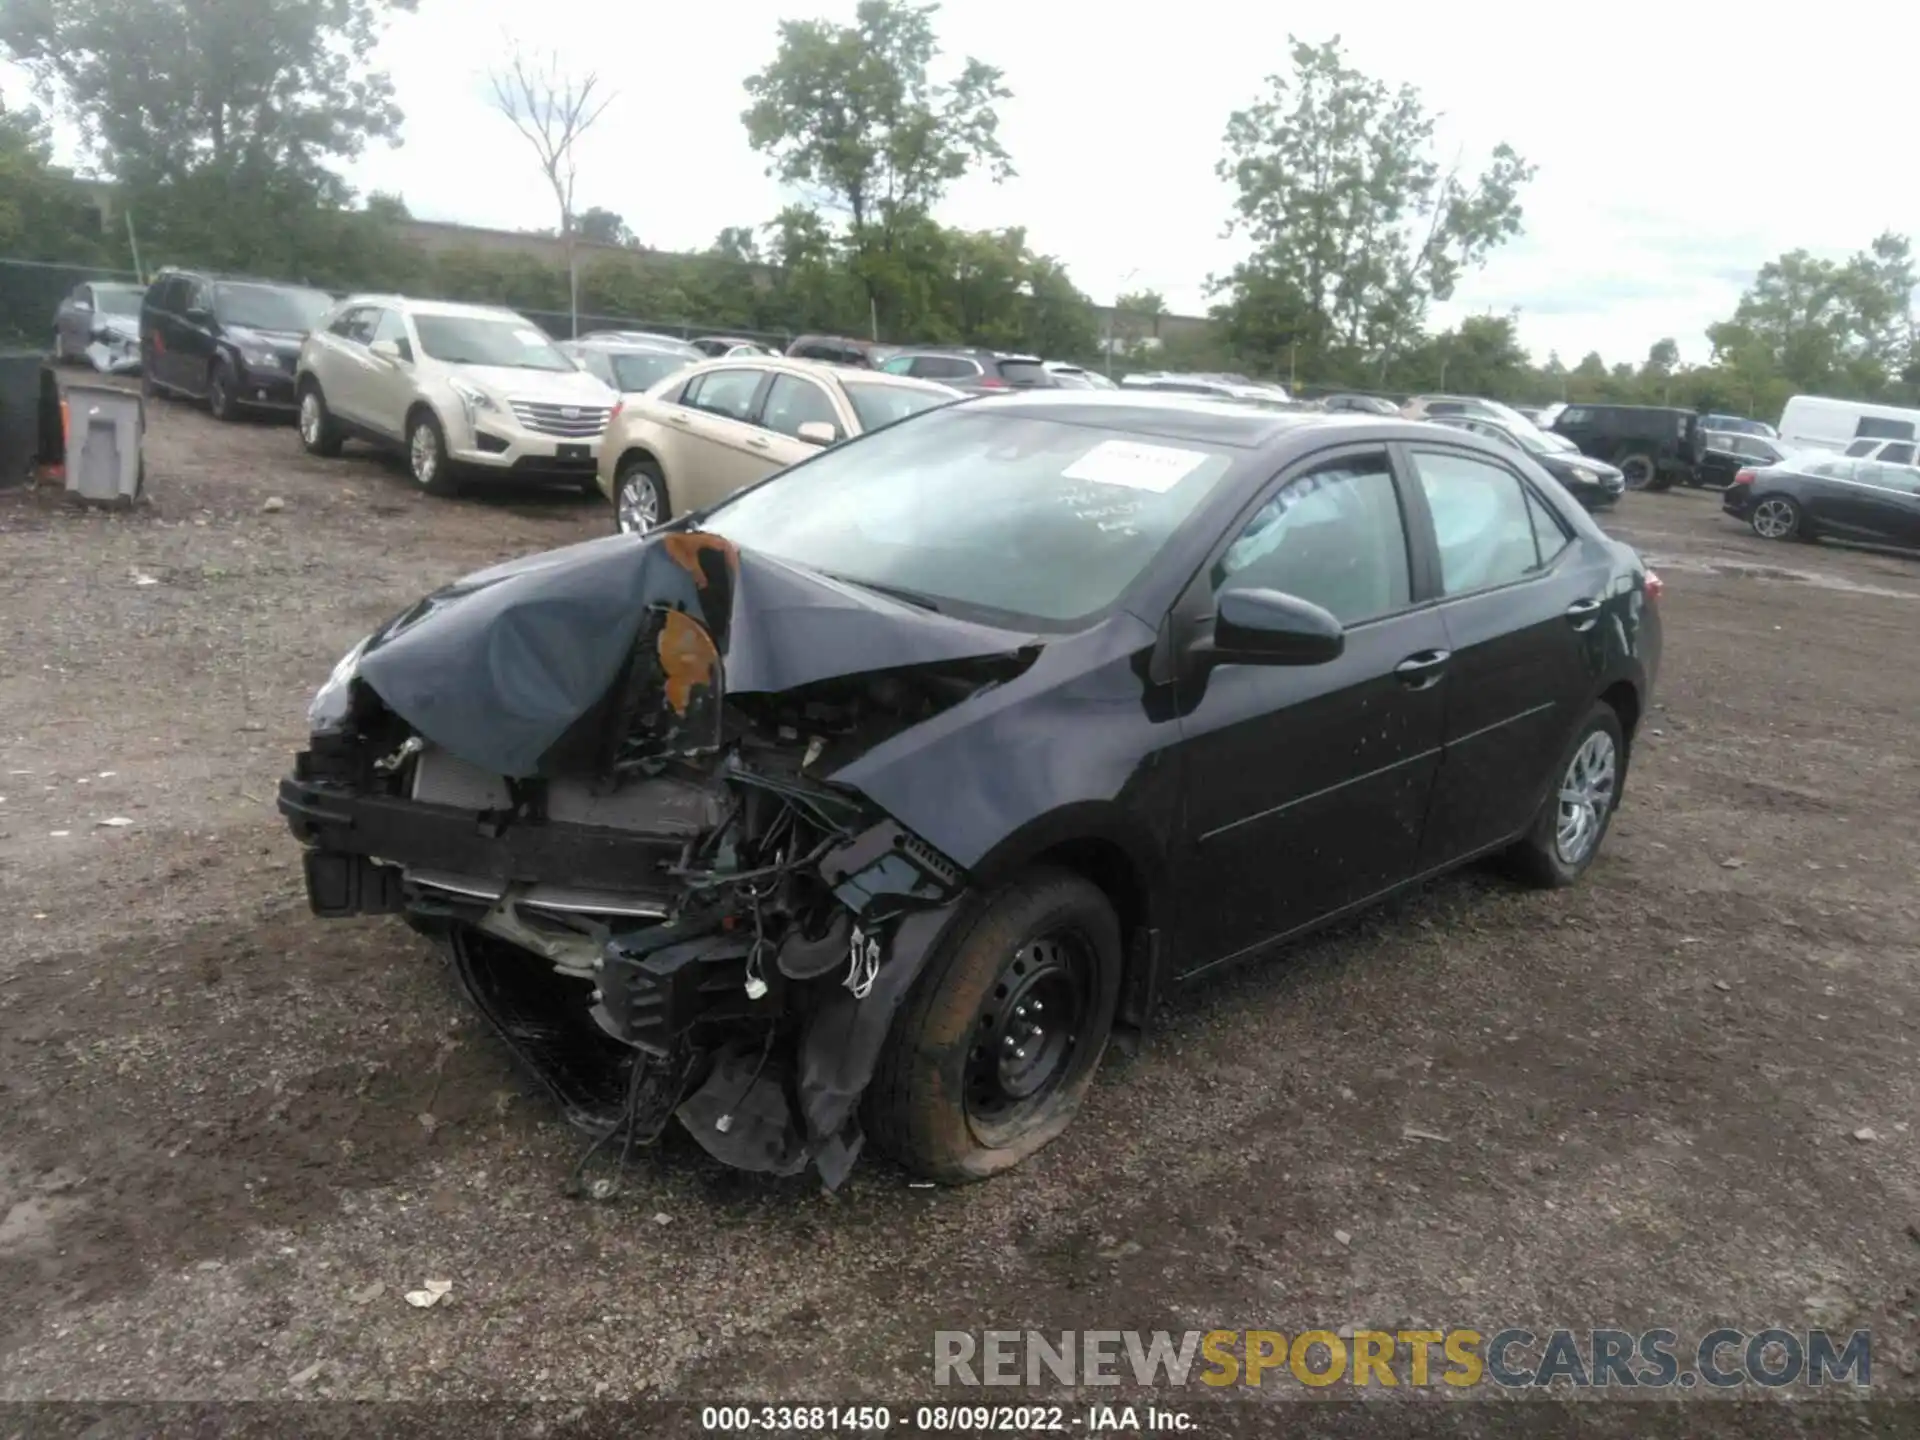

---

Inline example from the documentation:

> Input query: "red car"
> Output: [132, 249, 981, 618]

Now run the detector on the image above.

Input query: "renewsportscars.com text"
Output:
[934, 1328, 1871, 1390]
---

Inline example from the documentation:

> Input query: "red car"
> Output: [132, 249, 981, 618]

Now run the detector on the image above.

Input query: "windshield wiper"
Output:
[819, 571, 942, 613]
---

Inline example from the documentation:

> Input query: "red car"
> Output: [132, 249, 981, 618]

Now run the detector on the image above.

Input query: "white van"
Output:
[1777, 395, 1920, 455]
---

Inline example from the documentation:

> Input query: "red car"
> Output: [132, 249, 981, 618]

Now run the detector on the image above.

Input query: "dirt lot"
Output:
[2, 386, 1917, 1427]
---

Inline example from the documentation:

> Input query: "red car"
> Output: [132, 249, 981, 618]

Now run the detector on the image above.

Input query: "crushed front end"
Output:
[278, 531, 1033, 1189]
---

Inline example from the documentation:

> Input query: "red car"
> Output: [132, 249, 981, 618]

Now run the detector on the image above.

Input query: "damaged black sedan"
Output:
[279, 392, 1663, 1190]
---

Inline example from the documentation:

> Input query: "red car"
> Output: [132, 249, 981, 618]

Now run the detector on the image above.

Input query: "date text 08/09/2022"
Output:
[700, 1405, 1194, 1433]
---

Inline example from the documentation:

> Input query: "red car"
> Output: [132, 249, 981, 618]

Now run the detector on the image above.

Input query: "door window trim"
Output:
[1393, 441, 1577, 605]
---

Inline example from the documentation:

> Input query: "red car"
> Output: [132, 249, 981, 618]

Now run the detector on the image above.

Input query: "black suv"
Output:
[140, 268, 336, 421]
[1549, 404, 1706, 492]
[877, 346, 1057, 392]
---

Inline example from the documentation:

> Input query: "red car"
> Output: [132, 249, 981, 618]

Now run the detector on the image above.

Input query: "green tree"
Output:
[577, 206, 636, 247]
[2, 0, 417, 272]
[1430, 312, 1528, 397]
[1213, 35, 1533, 381]
[741, 0, 1011, 331]
[0, 94, 107, 263]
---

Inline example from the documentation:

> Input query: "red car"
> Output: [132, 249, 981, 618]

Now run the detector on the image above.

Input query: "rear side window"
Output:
[1856, 416, 1916, 441]
[1211, 451, 1411, 625]
[683, 368, 764, 421]
[1409, 449, 1551, 595]
[995, 360, 1052, 387]
[1844, 439, 1879, 457]
[1558, 408, 1589, 426]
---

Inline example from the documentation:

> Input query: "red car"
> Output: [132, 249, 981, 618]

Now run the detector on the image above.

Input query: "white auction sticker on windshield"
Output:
[1062, 440, 1209, 493]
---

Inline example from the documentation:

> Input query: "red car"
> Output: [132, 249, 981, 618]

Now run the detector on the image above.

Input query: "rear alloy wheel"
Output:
[614, 458, 668, 534]
[1750, 495, 1802, 542]
[297, 384, 344, 457]
[207, 361, 238, 422]
[407, 411, 457, 496]
[1503, 702, 1626, 888]
[1617, 451, 1659, 491]
[865, 869, 1121, 1182]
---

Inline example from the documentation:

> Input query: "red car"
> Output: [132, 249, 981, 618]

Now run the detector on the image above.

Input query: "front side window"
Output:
[1844, 439, 1878, 457]
[682, 368, 765, 421]
[759, 373, 841, 440]
[1210, 452, 1411, 626]
[881, 355, 915, 375]
[372, 309, 409, 346]
[329, 306, 376, 345]
[1878, 442, 1915, 466]
[703, 409, 1237, 628]
[1409, 449, 1553, 595]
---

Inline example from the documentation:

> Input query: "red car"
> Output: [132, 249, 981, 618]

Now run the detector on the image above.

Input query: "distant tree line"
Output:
[4, 0, 1915, 415]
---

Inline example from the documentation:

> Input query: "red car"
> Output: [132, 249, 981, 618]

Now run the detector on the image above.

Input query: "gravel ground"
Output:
[2, 384, 1917, 1431]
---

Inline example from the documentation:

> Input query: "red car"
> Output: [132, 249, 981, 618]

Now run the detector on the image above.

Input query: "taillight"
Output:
[1644, 569, 1665, 602]
[978, 376, 1009, 389]
[1732, 468, 1755, 486]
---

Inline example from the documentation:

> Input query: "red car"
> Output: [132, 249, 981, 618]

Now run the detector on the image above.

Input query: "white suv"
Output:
[295, 296, 618, 495]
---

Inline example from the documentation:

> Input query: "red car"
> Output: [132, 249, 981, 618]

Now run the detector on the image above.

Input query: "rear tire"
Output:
[1749, 494, 1804, 542]
[1503, 703, 1626, 889]
[1618, 451, 1658, 492]
[297, 382, 344, 457]
[864, 869, 1122, 1183]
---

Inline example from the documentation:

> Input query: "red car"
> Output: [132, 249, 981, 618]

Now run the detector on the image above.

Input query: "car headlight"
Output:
[240, 347, 282, 369]
[1569, 466, 1597, 483]
[448, 378, 498, 428]
[308, 637, 370, 734]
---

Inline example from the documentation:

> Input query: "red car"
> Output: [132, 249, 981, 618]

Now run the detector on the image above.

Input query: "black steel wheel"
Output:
[865, 868, 1121, 1182]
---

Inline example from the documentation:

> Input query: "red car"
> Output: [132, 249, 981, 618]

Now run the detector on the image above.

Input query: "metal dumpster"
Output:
[63, 382, 145, 503]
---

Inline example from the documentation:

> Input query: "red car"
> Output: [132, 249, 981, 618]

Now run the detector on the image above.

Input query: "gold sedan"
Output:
[596, 356, 960, 533]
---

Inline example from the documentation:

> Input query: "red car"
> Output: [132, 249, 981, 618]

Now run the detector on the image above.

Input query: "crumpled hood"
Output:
[352, 529, 1038, 778]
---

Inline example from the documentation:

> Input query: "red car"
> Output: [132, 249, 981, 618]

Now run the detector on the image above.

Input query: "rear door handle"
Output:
[1394, 649, 1451, 690]
[746, 435, 770, 450]
[1565, 598, 1604, 630]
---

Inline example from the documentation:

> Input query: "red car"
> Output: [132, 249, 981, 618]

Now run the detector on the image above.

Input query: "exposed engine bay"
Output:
[279, 529, 1040, 1189]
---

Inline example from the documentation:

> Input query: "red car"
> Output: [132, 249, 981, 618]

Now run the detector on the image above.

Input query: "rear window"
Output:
[995, 359, 1054, 388]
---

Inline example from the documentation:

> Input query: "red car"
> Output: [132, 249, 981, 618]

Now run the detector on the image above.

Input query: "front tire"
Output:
[297, 383, 344, 457]
[1749, 494, 1803, 542]
[865, 869, 1122, 1182]
[613, 457, 668, 534]
[1504, 703, 1625, 888]
[407, 410, 457, 496]
[207, 360, 239, 422]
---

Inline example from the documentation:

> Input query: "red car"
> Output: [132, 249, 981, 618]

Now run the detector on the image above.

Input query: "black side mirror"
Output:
[1205, 588, 1345, 667]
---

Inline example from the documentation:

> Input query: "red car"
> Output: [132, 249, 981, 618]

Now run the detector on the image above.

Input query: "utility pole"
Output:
[1106, 267, 1139, 378]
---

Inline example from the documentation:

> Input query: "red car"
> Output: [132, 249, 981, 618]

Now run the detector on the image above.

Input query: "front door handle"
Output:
[1394, 649, 1451, 690]
[1565, 597, 1604, 630]
[746, 435, 770, 450]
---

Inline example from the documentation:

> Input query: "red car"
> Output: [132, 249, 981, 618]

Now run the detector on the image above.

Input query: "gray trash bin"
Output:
[63, 383, 145, 504]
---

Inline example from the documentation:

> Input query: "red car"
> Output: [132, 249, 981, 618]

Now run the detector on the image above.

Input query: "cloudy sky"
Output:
[14, 0, 1920, 367]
